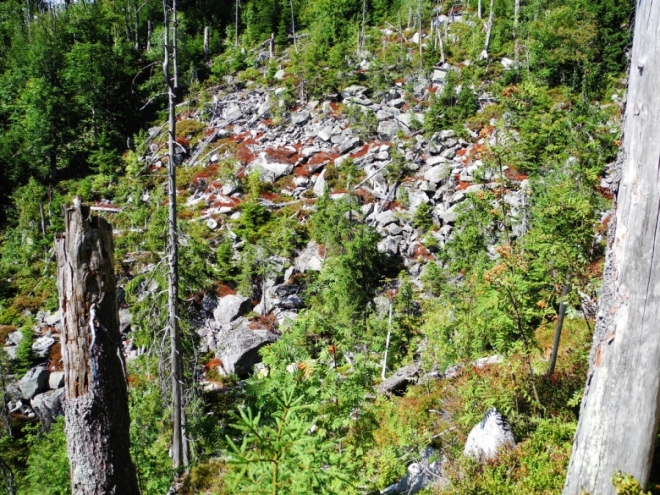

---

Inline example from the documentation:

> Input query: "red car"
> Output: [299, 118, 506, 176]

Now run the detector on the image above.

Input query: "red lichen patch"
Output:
[176, 136, 190, 148]
[216, 283, 237, 297]
[350, 144, 370, 159]
[264, 147, 298, 164]
[401, 103, 411, 112]
[394, 78, 405, 84]
[236, 143, 256, 164]
[308, 152, 338, 166]
[260, 191, 280, 201]
[456, 180, 472, 191]
[205, 358, 223, 370]
[178, 210, 195, 220]
[205, 127, 217, 136]
[48, 342, 63, 372]
[329, 102, 341, 113]
[294, 165, 312, 177]
[503, 167, 528, 181]
[0, 326, 16, 344]
[427, 86, 440, 94]
[597, 185, 614, 200]
[191, 163, 220, 183]
[318, 244, 327, 258]
[456, 148, 467, 157]
[262, 119, 274, 126]
[331, 189, 348, 194]
[412, 243, 434, 261]
[249, 314, 277, 331]
[210, 196, 241, 209]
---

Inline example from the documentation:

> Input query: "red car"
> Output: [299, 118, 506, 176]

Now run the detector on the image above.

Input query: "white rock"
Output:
[464, 408, 516, 461]
[313, 169, 327, 197]
[213, 295, 252, 326]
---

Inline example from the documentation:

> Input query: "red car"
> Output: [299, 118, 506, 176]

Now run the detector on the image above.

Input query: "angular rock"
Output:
[19, 366, 50, 399]
[213, 295, 252, 326]
[313, 169, 327, 197]
[213, 320, 279, 377]
[378, 120, 399, 140]
[432, 69, 447, 83]
[224, 104, 243, 121]
[341, 85, 368, 99]
[464, 408, 516, 461]
[44, 310, 62, 326]
[424, 164, 451, 185]
[119, 308, 132, 333]
[32, 335, 55, 359]
[249, 153, 294, 182]
[31, 388, 65, 426]
[378, 362, 422, 395]
[276, 295, 304, 310]
[49, 371, 65, 389]
[381, 447, 445, 495]
[6, 330, 23, 346]
[338, 136, 362, 155]
[291, 109, 310, 125]
[435, 205, 458, 224]
[317, 127, 333, 142]
[295, 241, 323, 272]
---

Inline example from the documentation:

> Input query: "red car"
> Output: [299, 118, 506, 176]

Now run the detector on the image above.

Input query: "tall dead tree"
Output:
[562, 2, 660, 494]
[163, 0, 188, 470]
[479, 0, 494, 60]
[55, 203, 139, 495]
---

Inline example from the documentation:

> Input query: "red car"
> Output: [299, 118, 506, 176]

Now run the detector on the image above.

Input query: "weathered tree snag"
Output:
[56, 203, 139, 495]
[563, 2, 660, 494]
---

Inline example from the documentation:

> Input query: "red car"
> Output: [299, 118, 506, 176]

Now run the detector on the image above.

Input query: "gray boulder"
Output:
[378, 120, 399, 140]
[31, 388, 65, 426]
[249, 153, 294, 182]
[464, 408, 516, 461]
[313, 169, 327, 197]
[424, 164, 451, 185]
[32, 335, 55, 358]
[213, 295, 252, 326]
[213, 320, 279, 377]
[49, 371, 65, 389]
[6, 330, 23, 346]
[341, 85, 368, 99]
[19, 366, 50, 399]
[295, 241, 324, 272]
[378, 362, 422, 395]
[119, 308, 132, 333]
[292, 109, 310, 125]
[338, 137, 362, 155]
[381, 447, 445, 494]
[377, 236, 400, 256]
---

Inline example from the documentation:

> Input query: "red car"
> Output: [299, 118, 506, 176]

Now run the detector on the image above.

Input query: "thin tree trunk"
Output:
[172, 0, 179, 91]
[55, 203, 139, 495]
[163, 0, 188, 470]
[563, 2, 660, 493]
[479, 0, 494, 60]
[289, 0, 297, 52]
[478, 0, 482, 18]
[269, 32, 274, 58]
[204, 26, 209, 64]
[235, 0, 239, 47]
[381, 302, 393, 380]
[547, 274, 572, 376]
[513, 0, 520, 61]
[437, 26, 445, 65]
[147, 20, 152, 51]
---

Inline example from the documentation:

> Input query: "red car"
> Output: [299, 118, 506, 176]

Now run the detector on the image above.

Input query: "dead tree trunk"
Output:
[563, 2, 660, 494]
[163, 0, 188, 470]
[55, 203, 139, 495]
[479, 0, 494, 60]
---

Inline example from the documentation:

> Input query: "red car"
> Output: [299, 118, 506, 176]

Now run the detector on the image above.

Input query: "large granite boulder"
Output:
[31, 388, 65, 426]
[213, 295, 252, 326]
[213, 320, 279, 377]
[18, 365, 50, 399]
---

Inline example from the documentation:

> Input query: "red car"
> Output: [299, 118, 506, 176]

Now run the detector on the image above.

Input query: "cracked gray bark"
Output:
[56, 203, 139, 495]
[562, 2, 660, 493]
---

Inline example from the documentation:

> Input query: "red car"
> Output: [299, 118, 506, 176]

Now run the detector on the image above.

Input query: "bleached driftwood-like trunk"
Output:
[56, 203, 139, 495]
[563, 2, 660, 494]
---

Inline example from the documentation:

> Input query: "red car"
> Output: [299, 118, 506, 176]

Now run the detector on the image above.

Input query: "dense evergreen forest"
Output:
[0, 0, 641, 493]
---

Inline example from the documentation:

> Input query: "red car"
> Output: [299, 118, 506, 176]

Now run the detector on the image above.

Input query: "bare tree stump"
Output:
[563, 2, 660, 493]
[56, 203, 139, 495]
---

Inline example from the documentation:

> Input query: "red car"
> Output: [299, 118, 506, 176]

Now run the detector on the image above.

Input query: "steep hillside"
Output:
[0, 0, 634, 493]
